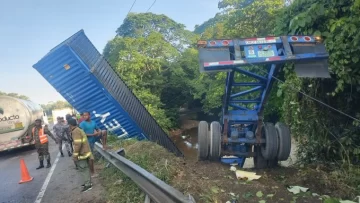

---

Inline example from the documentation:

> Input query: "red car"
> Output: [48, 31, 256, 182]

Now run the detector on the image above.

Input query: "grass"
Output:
[96, 136, 181, 203]
[96, 135, 360, 203]
[301, 163, 360, 199]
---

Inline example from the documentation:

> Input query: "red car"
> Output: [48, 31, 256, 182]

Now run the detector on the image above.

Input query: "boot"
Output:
[46, 159, 51, 168]
[60, 151, 64, 157]
[68, 150, 72, 157]
[36, 160, 44, 170]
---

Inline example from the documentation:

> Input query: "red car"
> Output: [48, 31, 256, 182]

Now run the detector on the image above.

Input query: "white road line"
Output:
[34, 145, 64, 203]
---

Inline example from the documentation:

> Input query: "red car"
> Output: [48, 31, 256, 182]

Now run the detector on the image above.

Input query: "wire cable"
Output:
[147, 0, 157, 12]
[127, 0, 137, 16]
[262, 69, 360, 122]
[225, 51, 360, 122]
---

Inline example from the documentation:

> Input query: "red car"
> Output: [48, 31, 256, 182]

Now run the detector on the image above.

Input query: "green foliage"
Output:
[99, 139, 179, 203]
[194, 13, 226, 35]
[41, 101, 72, 116]
[0, 91, 29, 100]
[219, 0, 284, 37]
[104, 14, 202, 129]
[116, 12, 198, 50]
[275, 0, 360, 164]
[103, 1, 360, 170]
[192, 0, 284, 119]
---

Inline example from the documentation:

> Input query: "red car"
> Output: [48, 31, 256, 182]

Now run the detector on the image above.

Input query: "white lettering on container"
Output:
[93, 111, 110, 123]
[93, 111, 128, 137]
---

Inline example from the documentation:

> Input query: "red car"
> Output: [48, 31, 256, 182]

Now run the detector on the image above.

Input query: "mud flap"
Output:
[292, 43, 330, 78]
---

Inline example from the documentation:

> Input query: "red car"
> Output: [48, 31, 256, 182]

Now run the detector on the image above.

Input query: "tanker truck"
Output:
[0, 95, 48, 152]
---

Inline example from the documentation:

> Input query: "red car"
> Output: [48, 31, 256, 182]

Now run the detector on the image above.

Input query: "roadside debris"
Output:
[236, 170, 261, 180]
[287, 186, 309, 194]
[229, 166, 262, 181]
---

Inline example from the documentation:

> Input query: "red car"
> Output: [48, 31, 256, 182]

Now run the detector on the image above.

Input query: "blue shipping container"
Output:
[33, 30, 183, 156]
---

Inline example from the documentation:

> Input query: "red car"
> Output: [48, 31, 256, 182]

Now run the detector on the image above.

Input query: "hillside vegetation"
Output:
[104, 0, 360, 166]
[99, 0, 360, 202]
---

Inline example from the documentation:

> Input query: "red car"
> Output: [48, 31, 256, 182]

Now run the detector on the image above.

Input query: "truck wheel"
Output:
[275, 122, 291, 161]
[261, 123, 279, 160]
[29, 144, 36, 150]
[254, 146, 267, 169]
[198, 121, 209, 161]
[209, 121, 222, 161]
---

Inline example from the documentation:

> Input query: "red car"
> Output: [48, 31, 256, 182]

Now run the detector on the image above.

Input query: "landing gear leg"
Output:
[254, 146, 267, 169]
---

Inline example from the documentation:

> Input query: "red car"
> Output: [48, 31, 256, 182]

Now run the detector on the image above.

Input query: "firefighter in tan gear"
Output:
[32, 119, 57, 169]
[68, 118, 93, 192]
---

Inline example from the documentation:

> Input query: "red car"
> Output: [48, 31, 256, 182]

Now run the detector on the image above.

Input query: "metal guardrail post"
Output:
[144, 195, 151, 203]
[94, 142, 196, 203]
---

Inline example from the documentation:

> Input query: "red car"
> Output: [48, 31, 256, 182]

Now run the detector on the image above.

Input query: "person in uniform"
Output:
[53, 116, 72, 157]
[32, 119, 57, 169]
[68, 118, 93, 192]
[66, 114, 78, 126]
[61, 117, 73, 154]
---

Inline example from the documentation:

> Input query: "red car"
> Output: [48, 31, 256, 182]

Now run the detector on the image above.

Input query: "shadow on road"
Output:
[0, 145, 36, 159]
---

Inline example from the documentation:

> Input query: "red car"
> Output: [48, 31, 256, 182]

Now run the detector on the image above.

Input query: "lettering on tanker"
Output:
[93, 111, 128, 137]
[0, 115, 20, 123]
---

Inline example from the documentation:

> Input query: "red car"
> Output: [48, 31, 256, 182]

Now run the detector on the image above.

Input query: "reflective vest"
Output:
[32, 126, 48, 144]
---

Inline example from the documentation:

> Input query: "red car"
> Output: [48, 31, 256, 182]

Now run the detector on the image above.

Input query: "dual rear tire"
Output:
[198, 121, 291, 169]
[254, 122, 292, 169]
[198, 121, 222, 161]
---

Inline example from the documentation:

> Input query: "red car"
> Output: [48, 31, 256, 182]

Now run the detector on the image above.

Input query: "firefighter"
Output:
[32, 119, 57, 169]
[68, 118, 93, 192]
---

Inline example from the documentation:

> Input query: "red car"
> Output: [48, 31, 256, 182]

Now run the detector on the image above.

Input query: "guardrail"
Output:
[94, 142, 196, 203]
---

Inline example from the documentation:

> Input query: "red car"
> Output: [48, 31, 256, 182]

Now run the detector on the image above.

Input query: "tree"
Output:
[218, 0, 284, 37]
[194, 13, 226, 35]
[275, 0, 360, 163]
[116, 12, 198, 51]
[190, 0, 284, 119]
[105, 14, 195, 128]
[0, 91, 30, 100]
[41, 101, 72, 116]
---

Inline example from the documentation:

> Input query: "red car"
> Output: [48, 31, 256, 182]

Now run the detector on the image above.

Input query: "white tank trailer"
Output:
[0, 95, 47, 151]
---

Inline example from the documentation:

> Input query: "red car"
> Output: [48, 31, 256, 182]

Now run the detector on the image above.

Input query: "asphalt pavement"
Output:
[0, 139, 105, 203]
[0, 141, 59, 203]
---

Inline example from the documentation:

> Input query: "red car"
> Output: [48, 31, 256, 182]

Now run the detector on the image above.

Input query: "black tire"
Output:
[254, 146, 267, 169]
[198, 121, 209, 161]
[275, 122, 291, 161]
[29, 144, 36, 150]
[261, 123, 279, 160]
[209, 121, 222, 161]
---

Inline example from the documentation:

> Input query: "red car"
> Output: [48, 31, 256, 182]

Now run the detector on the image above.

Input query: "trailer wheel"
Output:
[198, 121, 209, 161]
[209, 121, 222, 161]
[261, 123, 279, 160]
[29, 144, 36, 150]
[254, 146, 267, 169]
[275, 122, 291, 161]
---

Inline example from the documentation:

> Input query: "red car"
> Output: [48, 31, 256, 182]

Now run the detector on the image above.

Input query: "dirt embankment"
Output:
[96, 137, 357, 203]
[96, 118, 358, 203]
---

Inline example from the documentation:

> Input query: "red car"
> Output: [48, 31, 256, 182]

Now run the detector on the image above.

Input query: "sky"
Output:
[0, 0, 220, 104]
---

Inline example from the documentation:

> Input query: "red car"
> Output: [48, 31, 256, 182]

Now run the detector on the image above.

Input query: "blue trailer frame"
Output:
[197, 36, 330, 168]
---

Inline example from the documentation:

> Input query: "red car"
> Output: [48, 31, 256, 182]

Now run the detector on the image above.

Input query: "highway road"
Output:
[0, 140, 105, 203]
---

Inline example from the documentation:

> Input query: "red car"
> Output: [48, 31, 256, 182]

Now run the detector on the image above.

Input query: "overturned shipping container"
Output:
[33, 30, 183, 156]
